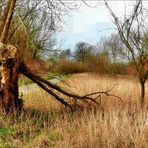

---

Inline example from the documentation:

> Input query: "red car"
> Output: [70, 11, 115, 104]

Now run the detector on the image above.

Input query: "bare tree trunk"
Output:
[0, 0, 16, 44]
[0, 44, 21, 114]
[0, 0, 11, 34]
[140, 80, 145, 108]
[0, 0, 21, 114]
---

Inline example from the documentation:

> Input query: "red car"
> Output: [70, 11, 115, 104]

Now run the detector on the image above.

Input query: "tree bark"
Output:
[0, 0, 21, 114]
[0, 44, 21, 114]
[0, 0, 16, 44]
[0, 0, 11, 33]
[140, 80, 145, 108]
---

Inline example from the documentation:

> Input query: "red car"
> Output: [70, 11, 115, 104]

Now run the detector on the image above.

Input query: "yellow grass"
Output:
[24, 73, 148, 110]
[0, 73, 148, 147]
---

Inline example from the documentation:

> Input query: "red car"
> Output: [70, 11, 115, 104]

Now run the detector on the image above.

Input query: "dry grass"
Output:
[0, 73, 148, 148]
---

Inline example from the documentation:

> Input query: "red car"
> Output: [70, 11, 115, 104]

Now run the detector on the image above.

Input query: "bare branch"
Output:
[19, 63, 121, 110]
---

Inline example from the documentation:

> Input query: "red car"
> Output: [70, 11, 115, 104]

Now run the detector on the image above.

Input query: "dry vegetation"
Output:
[0, 73, 148, 148]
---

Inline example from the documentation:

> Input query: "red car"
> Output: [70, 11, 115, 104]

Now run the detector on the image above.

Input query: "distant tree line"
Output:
[46, 33, 131, 76]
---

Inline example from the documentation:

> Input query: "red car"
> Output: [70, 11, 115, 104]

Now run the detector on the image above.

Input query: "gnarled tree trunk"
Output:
[0, 43, 21, 114]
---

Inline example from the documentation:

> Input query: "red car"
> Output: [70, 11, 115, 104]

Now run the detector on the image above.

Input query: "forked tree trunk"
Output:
[0, 0, 20, 114]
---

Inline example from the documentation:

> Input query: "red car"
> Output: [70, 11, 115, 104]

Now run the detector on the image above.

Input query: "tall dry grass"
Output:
[0, 73, 148, 147]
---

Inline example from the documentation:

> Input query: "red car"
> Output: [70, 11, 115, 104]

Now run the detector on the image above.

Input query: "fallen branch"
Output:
[19, 63, 123, 110]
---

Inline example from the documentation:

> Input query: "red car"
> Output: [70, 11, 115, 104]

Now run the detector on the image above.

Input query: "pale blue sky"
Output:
[57, 1, 148, 49]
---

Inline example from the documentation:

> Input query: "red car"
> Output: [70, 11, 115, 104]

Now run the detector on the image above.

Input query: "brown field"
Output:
[0, 73, 148, 148]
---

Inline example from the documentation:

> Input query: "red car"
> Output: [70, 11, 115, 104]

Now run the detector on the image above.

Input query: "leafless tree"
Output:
[105, 0, 148, 107]
[104, 34, 126, 62]
[74, 42, 93, 62]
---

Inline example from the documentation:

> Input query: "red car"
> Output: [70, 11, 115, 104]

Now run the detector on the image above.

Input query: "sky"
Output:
[57, 1, 148, 49]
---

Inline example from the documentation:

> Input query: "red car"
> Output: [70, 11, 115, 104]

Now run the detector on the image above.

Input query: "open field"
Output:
[0, 73, 148, 147]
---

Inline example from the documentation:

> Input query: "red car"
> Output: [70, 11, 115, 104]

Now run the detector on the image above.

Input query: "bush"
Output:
[47, 56, 132, 76]
[85, 56, 128, 75]
[26, 59, 48, 73]
[85, 57, 111, 74]
[50, 61, 87, 74]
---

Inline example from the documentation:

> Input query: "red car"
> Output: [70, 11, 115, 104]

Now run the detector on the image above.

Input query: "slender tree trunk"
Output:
[140, 80, 145, 108]
[0, 0, 16, 44]
[0, 0, 11, 33]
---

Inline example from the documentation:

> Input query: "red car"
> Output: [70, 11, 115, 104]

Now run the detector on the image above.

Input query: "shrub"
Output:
[51, 61, 87, 74]
[26, 59, 48, 73]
